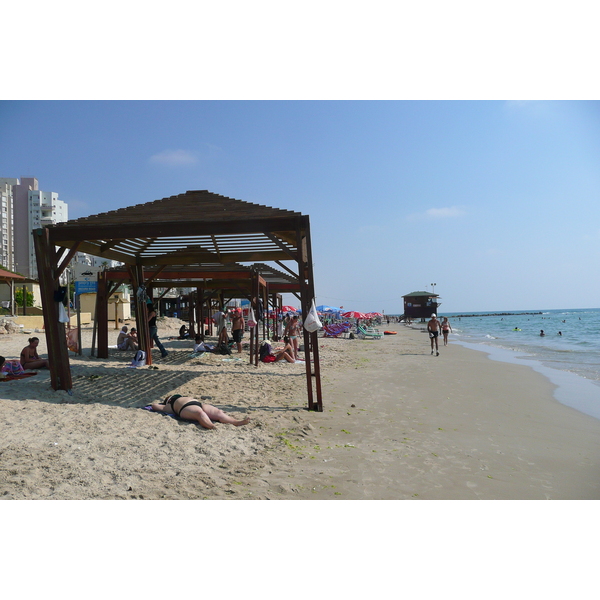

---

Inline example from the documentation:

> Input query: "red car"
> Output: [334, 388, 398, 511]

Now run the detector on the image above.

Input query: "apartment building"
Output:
[0, 177, 17, 271]
[26, 188, 68, 279]
[0, 177, 68, 279]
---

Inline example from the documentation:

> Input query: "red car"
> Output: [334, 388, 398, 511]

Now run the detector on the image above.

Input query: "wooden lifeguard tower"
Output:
[401, 291, 441, 322]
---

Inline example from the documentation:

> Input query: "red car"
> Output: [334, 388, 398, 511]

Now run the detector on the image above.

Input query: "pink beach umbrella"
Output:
[280, 305, 298, 313]
[341, 311, 367, 319]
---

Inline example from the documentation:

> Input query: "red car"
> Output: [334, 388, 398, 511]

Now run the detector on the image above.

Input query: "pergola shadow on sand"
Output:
[34, 190, 322, 411]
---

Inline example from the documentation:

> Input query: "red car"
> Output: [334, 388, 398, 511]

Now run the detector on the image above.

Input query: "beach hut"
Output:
[401, 291, 441, 321]
[32, 190, 323, 411]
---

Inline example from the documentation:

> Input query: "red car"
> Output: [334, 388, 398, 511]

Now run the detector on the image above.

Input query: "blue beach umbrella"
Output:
[317, 305, 341, 312]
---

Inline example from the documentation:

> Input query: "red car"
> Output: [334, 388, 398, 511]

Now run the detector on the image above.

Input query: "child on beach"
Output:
[150, 394, 250, 429]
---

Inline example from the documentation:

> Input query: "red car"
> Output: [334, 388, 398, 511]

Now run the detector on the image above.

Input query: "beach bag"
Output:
[58, 302, 70, 324]
[1, 360, 26, 376]
[248, 307, 257, 328]
[259, 341, 272, 362]
[303, 299, 322, 333]
[130, 350, 146, 367]
[215, 342, 232, 355]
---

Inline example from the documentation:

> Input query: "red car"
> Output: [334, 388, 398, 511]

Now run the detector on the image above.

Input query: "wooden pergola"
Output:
[99, 263, 272, 367]
[33, 190, 322, 410]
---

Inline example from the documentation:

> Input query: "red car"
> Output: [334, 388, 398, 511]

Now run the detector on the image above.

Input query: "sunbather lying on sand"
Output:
[150, 394, 250, 429]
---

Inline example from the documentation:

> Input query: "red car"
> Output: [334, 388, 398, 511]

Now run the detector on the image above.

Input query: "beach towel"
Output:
[142, 405, 177, 419]
[0, 372, 38, 382]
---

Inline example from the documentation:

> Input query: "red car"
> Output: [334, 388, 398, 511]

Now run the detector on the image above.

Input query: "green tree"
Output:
[15, 289, 34, 307]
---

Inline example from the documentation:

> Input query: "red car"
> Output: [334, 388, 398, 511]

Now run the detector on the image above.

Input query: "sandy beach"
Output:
[1, 319, 599, 500]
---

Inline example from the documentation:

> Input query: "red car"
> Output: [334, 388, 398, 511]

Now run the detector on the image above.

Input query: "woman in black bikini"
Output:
[150, 394, 250, 429]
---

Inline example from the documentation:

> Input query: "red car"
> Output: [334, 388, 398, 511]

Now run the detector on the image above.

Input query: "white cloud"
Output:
[149, 149, 197, 166]
[425, 206, 466, 218]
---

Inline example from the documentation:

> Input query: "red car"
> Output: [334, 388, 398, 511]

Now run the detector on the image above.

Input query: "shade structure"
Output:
[281, 305, 298, 313]
[341, 311, 367, 319]
[32, 190, 324, 411]
[365, 312, 382, 317]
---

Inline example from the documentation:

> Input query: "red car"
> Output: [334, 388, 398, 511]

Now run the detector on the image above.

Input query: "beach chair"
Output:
[357, 325, 384, 339]
[322, 322, 352, 338]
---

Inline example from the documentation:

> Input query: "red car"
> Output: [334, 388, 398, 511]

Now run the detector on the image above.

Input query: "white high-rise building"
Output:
[27, 189, 68, 279]
[0, 178, 17, 271]
[0, 177, 70, 279]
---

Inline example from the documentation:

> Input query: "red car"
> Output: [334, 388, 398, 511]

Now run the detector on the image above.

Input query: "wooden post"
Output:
[33, 227, 72, 392]
[96, 270, 109, 358]
[302, 216, 322, 411]
[133, 265, 152, 365]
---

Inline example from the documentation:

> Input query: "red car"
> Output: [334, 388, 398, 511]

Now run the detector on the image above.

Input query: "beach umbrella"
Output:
[281, 305, 298, 313]
[366, 312, 382, 317]
[341, 311, 367, 319]
[317, 305, 341, 313]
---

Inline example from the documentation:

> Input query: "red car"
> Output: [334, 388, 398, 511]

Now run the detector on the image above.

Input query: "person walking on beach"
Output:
[150, 394, 250, 429]
[231, 308, 245, 354]
[427, 313, 441, 356]
[147, 303, 169, 358]
[20, 337, 50, 370]
[213, 308, 228, 346]
[441, 317, 452, 346]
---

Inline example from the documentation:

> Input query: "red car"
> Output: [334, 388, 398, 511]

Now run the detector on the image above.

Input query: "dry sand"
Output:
[1, 318, 599, 500]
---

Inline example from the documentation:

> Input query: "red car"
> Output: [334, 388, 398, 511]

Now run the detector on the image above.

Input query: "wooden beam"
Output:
[264, 232, 297, 260]
[33, 228, 72, 391]
[48, 216, 303, 243]
[54, 242, 82, 282]
[274, 260, 299, 280]
[96, 270, 109, 359]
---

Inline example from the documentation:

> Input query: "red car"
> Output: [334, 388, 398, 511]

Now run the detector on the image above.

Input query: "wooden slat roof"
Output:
[46, 190, 306, 267]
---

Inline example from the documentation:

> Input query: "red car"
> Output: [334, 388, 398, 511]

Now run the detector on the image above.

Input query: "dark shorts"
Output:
[429, 331, 439, 338]
[232, 329, 243, 343]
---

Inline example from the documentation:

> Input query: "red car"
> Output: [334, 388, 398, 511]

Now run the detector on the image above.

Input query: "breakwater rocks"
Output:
[447, 312, 543, 318]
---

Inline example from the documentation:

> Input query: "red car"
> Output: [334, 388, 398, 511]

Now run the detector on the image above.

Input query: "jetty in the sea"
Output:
[447, 312, 543, 318]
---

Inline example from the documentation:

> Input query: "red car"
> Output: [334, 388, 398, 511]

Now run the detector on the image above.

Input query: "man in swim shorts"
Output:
[230, 308, 245, 354]
[150, 394, 250, 429]
[427, 313, 441, 356]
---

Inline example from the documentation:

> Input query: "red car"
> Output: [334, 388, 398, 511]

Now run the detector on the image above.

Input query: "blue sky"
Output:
[2, 100, 599, 313]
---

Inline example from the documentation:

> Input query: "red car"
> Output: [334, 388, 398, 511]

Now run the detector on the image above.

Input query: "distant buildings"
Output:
[0, 176, 118, 282]
[0, 177, 17, 271]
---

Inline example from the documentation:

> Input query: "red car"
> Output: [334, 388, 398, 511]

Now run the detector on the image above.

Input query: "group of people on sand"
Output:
[427, 313, 452, 356]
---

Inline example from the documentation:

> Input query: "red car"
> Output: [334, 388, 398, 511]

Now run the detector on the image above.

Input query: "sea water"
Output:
[441, 308, 600, 420]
